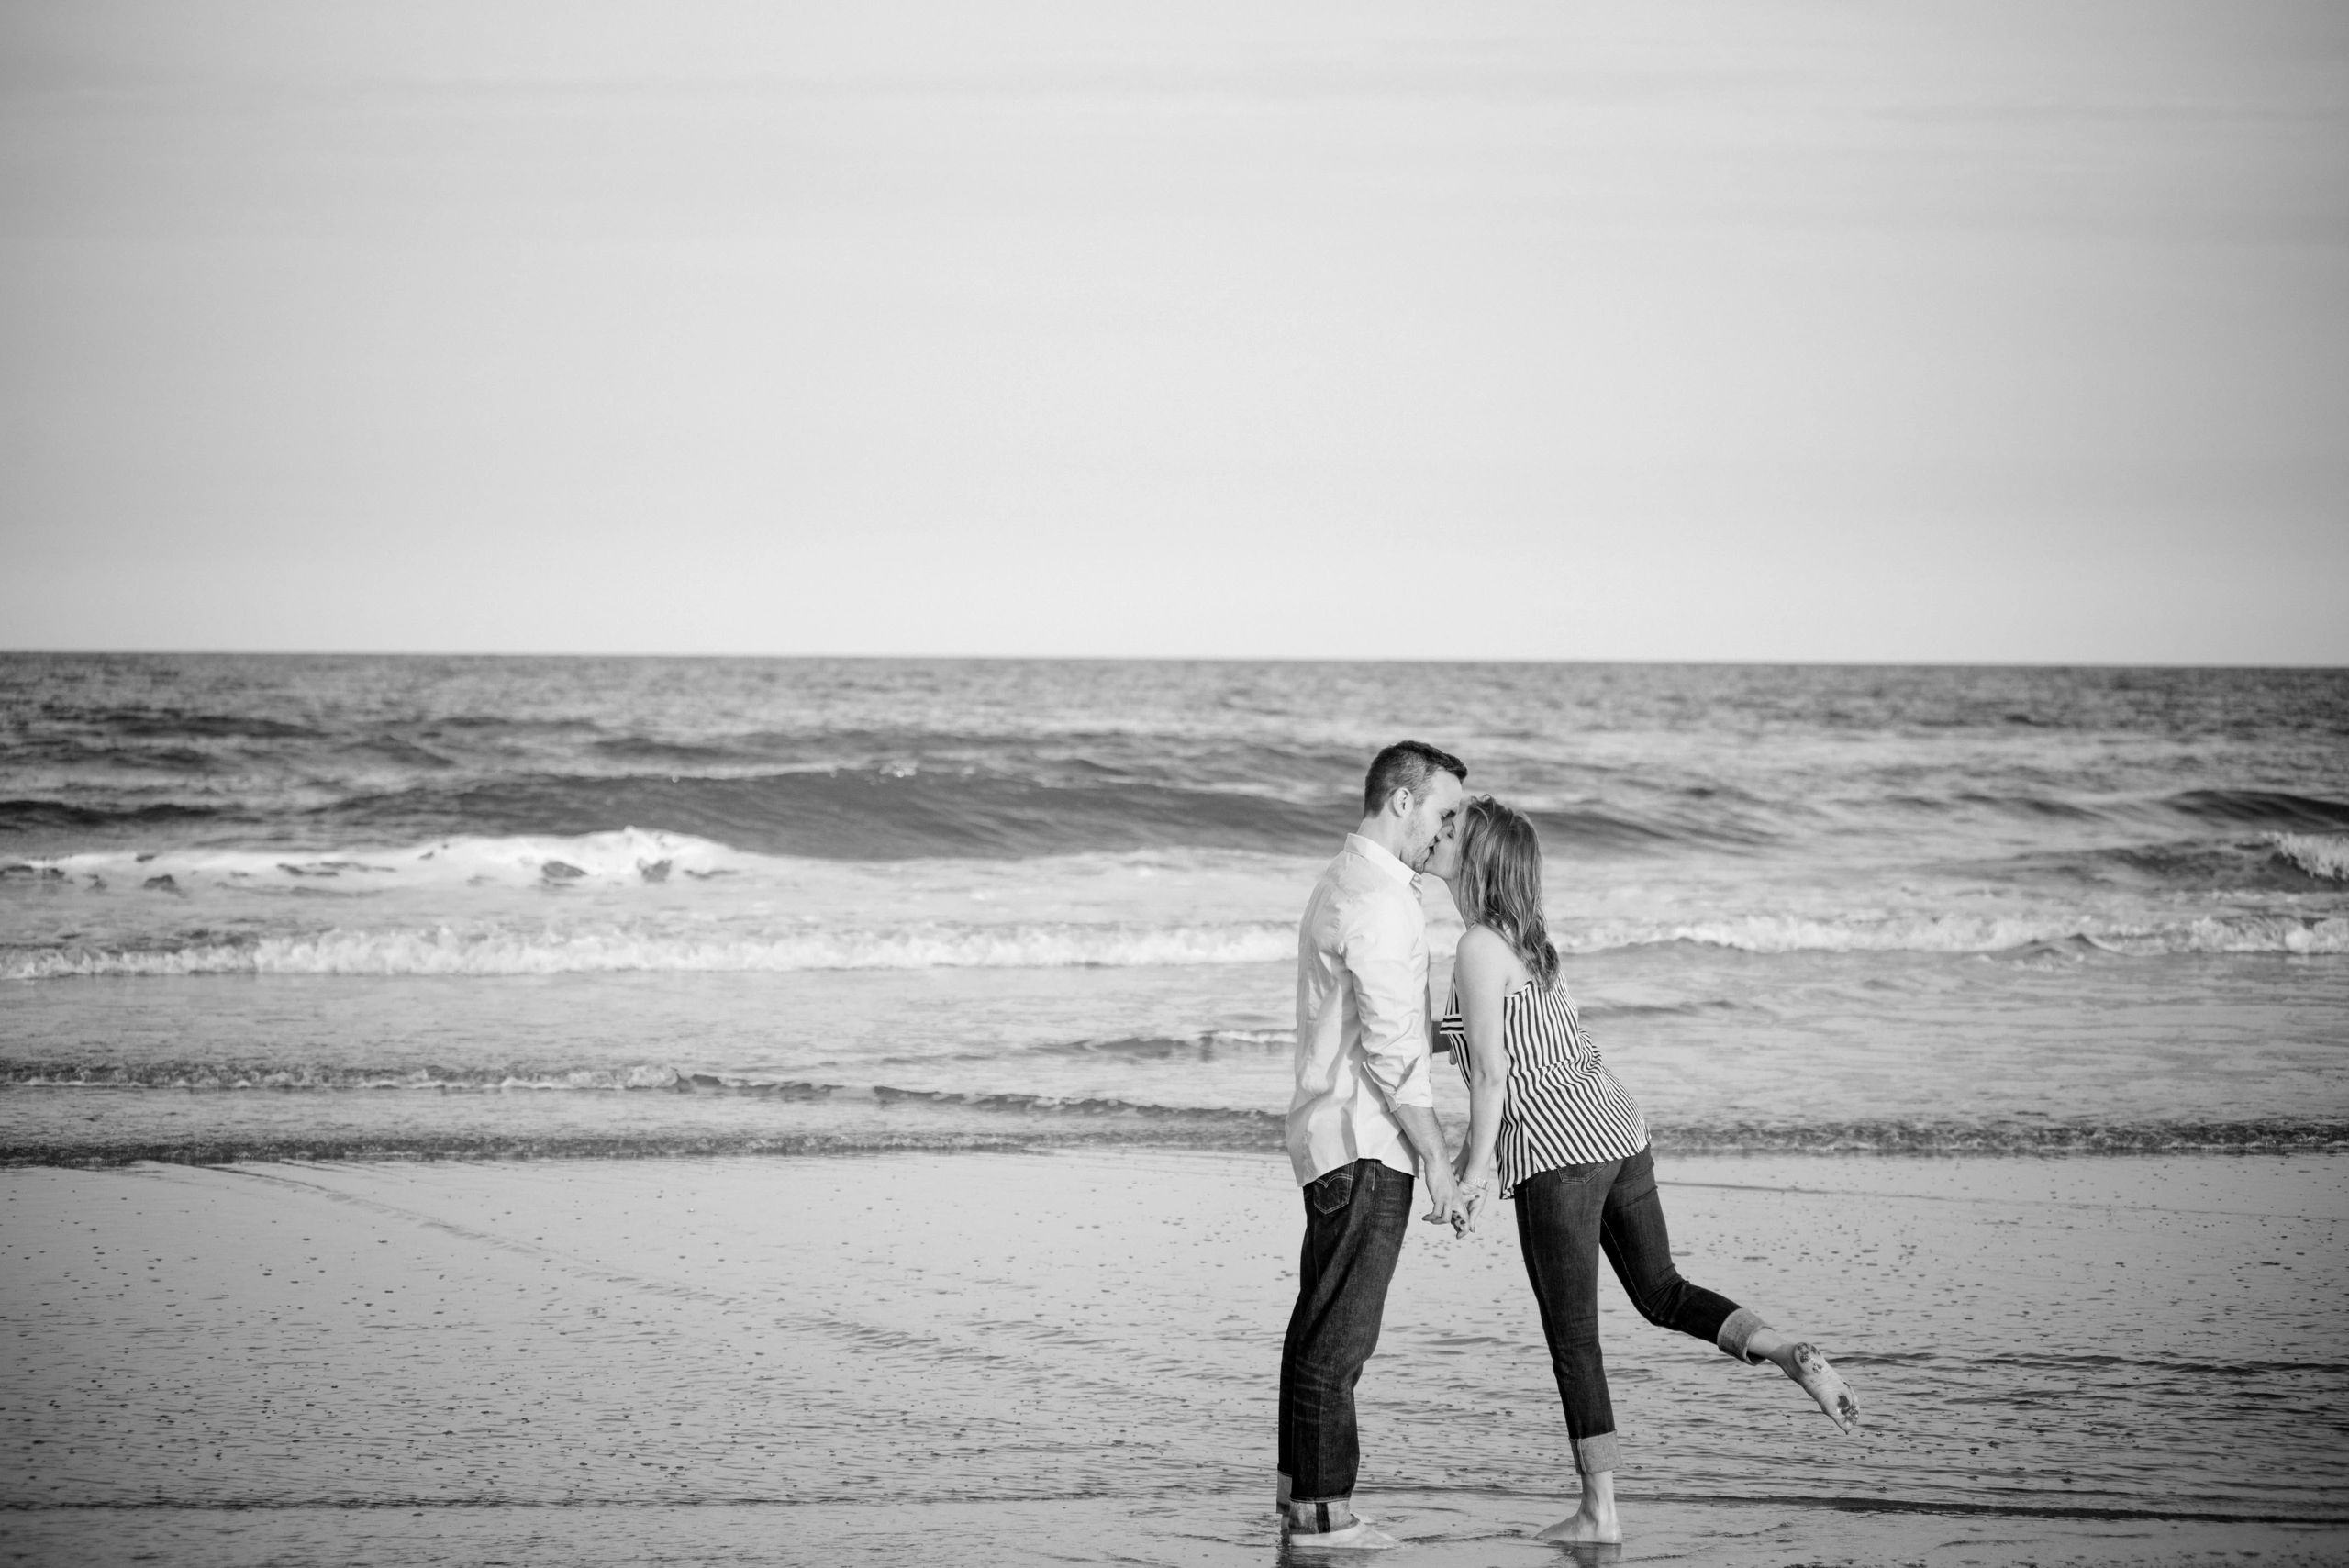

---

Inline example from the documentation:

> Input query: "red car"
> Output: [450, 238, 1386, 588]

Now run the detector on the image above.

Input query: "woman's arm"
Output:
[1452, 927, 1516, 1207]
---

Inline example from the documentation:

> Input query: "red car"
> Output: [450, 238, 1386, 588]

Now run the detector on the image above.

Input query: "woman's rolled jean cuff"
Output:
[1716, 1306, 1768, 1364]
[1571, 1431, 1619, 1476]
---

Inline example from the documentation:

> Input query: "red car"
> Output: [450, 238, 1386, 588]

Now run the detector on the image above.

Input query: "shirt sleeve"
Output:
[1341, 889, 1434, 1110]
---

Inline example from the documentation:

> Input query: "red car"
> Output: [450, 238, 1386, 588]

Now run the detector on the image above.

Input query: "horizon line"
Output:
[4, 648, 2344, 673]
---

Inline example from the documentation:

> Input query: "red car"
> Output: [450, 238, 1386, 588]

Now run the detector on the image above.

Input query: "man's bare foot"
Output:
[1285, 1506, 1397, 1551]
[1286, 1518, 1400, 1551]
[1776, 1340, 1860, 1433]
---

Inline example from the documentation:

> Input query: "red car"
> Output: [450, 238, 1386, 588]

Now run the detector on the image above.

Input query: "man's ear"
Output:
[1384, 786, 1414, 819]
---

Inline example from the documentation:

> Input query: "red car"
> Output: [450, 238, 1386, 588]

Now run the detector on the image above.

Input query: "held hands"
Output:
[1450, 1151, 1496, 1236]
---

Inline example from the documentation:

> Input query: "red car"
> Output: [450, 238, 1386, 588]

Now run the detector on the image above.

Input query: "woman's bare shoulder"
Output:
[1454, 925, 1531, 984]
[1455, 924, 1509, 958]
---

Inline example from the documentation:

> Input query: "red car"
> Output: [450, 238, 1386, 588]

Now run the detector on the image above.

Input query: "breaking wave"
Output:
[3, 828, 744, 890]
[2268, 832, 2349, 883]
[313, 769, 1342, 860]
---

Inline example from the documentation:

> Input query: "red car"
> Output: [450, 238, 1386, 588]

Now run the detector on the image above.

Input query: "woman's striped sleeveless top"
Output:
[1438, 973, 1648, 1197]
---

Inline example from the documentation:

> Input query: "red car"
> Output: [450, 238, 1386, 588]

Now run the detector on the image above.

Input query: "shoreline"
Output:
[9, 1133, 2345, 1169]
[5, 1096, 2343, 1169]
[9, 1487, 2338, 1527]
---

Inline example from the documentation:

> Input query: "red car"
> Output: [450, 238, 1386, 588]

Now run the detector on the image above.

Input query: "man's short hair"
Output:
[1362, 740, 1468, 818]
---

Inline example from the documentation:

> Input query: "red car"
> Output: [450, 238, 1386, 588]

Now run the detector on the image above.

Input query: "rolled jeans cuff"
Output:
[1285, 1496, 1354, 1534]
[1716, 1306, 1768, 1363]
[1571, 1431, 1619, 1476]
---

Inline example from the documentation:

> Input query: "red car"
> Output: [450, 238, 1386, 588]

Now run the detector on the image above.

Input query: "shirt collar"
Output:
[1344, 832, 1420, 889]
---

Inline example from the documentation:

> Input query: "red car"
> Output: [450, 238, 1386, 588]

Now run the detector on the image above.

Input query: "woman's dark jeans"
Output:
[1277, 1158, 1415, 1506]
[1514, 1145, 1759, 1475]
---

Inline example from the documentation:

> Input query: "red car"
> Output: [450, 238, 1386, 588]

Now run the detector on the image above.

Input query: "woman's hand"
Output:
[1453, 1162, 1496, 1234]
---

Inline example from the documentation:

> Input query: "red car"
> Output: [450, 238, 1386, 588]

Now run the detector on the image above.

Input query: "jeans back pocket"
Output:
[1307, 1163, 1356, 1215]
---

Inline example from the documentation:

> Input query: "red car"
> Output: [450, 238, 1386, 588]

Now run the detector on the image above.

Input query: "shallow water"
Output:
[1, 950, 2343, 1162]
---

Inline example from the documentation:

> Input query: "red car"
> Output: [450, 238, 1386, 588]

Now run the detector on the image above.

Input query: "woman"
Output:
[1436, 795, 1859, 1545]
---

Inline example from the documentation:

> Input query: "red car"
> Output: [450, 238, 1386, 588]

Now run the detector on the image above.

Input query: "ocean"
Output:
[4, 654, 2343, 1163]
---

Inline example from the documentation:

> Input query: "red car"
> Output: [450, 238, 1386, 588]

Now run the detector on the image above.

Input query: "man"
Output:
[1277, 740, 1469, 1551]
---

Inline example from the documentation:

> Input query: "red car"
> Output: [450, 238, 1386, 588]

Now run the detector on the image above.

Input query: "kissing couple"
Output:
[1278, 740, 1861, 1550]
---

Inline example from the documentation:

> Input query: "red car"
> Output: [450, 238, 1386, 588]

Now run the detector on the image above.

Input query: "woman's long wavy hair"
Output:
[1453, 795, 1559, 992]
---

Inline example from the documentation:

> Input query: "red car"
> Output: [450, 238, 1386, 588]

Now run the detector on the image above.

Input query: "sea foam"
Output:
[1561, 912, 2349, 957]
[7, 908, 2343, 979]
[12, 828, 737, 890]
[0, 919, 1297, 979]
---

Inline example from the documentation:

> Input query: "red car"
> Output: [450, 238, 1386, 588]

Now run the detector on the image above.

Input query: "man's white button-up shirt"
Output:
[1287, 833, 1436, 1186]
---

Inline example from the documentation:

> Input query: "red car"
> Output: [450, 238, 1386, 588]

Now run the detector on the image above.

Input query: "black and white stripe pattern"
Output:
[1440, 978, 1648, 1196]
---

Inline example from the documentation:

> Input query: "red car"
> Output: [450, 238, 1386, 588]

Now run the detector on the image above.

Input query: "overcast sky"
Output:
[3, 1, 2343, 662]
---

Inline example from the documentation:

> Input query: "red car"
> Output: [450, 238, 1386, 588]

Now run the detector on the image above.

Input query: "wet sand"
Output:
[5, 1150, 2344, 1566]
[3, 1495, 2341, 1567]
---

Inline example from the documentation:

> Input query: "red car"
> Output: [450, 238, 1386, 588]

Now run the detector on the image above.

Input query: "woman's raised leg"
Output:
[1598, 1147, 1859, 1434]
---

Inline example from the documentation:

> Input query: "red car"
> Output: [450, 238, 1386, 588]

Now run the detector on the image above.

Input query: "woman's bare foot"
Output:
[1742, 1328, 1861, 1433]
[1534, 1508, 1621, 1545]
[1778, 1341, 1860, 1433]
[1533, 1471, 1621, 1544]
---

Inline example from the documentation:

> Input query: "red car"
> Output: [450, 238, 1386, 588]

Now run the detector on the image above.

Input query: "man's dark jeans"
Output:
[1514, 1145, 1753, 1474]
[1277, 1158, 1415, 1505]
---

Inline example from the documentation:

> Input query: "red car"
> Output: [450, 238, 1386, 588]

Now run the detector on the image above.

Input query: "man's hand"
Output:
[1419, 1159, 1465, 1232]
[1393, 1103, 1463, 1233]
